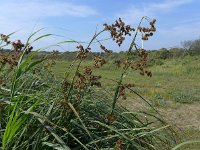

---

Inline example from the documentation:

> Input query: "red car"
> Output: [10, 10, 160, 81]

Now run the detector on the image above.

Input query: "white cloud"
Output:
[115, 0, 196, 49]
[149, 0, 193, 11]
[117, 0, 194, 24]
[159, 21, 200, 41]
[0, 1, 98, 48]
[0, 1, 97, 32]
[142, 21, 200, 49]
[1, 1, 97, 18]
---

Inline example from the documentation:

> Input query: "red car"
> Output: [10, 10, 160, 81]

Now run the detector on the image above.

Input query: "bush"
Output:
[148, 59, 164, 66]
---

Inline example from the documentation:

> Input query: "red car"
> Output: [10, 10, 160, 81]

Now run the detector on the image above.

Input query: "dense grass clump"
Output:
[0, 17, 181, 150]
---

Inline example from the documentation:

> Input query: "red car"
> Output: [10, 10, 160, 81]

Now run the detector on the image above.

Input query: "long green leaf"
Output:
[26, 28, 45, 44]
[33, 34, 53, 43]
[172, 140, 200, 150]
[43, 142, 71, 150]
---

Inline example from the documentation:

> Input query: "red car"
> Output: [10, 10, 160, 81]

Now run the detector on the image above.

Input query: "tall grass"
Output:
[0, 17, 178, 149]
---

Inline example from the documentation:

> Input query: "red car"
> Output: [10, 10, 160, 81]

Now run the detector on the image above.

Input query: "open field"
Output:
[52, 55, 200, 149]
[52, 56, 200, 105]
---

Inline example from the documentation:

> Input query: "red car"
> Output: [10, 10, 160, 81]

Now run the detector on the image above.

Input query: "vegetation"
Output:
[0, 17, 200, 150]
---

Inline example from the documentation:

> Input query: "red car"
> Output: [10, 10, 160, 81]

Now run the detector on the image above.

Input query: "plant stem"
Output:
[128, 17, 145, 53]
[66, 29, 105, 102]
[111, 17, 146, 114]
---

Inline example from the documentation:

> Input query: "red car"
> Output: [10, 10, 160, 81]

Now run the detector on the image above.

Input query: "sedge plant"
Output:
[0, 17, 178, 150]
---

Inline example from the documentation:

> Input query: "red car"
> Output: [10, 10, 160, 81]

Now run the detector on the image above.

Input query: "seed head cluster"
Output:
[44, 50, 59, 69]
[139, 19, 156, 41]
[100, 45, 112, 54]
[119, 83, 135, 100]
[0, 34, 33, 69]
[104, 18, 135, 46]
[105, 113, 116, 122]
[114, 139, 125, 150]
[131, 49, 152, 77]
[0, 34, 11, 44]
[76, 45, 91, 59]
[94, 55, 106, 68]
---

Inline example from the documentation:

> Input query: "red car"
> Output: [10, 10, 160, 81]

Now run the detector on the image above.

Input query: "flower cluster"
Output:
[12, 40, 25, 52]
[76, 45, 91, 59]
[105, 113, 116, 122]
[118, 83, 134, 100]
[114, 139, 125, 150]
[0, 34, 33, 69]
[94, 55, 106, 68]
[104, 18, 135, 46]
[100, 45, 112, 54]
[139, 19, 156, 40]
[44, 50, 59, 69]
[12, 40, 33, 54]
[64, 66, 102, 102]
[131, 49, 152, 77]
[83, 66, 92, 76]
[61, 79, 71, 112]
[62, 80, 71, 94]
[83, 66, 102, 87]
[0, 34, 11, 44]
[90, 75, 101, 87]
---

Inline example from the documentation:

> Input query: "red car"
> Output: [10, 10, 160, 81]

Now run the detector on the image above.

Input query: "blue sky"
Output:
[0, 0, 200, 51]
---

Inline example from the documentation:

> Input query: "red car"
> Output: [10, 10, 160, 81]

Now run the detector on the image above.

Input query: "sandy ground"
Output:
[121, 98, 200, 130]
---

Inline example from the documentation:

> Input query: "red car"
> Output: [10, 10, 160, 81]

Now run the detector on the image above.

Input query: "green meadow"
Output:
[52, 55, 200, 105]
[52, 55, 200, 149]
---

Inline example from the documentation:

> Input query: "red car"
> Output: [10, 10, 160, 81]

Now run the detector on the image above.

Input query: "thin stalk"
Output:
[111, 17, 146, 114]
[10, 43, 34, 98]
[128, 16, 145, 53]
[111, 68, 126, 114]
[66, 29, 106, 102]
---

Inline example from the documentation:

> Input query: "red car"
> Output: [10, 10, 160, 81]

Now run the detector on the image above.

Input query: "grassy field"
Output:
[52, 55, 200, 104]
[52, 55, 200, 149]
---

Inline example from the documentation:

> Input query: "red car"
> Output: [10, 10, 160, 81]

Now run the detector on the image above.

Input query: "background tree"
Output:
[181, 40, 193, 55]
